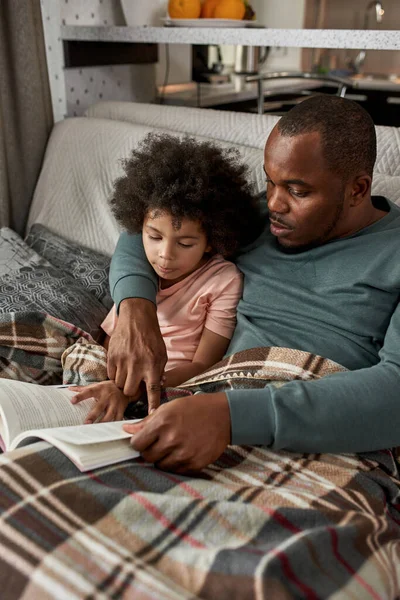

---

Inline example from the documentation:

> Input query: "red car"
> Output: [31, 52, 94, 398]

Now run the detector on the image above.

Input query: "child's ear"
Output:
[205, 244, 212, 253]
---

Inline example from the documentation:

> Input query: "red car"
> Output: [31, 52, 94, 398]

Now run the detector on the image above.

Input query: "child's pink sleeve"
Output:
[204, 265, 243, 340]
[101, 305, 118, 336]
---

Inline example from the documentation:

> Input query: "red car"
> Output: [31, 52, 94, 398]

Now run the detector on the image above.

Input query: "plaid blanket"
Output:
[1, 346, 400, 599]
[0, 311, 94, 385]
[178, 345, 348, 389]
[0, 311, 107, 386]
[124, 346, 349, 418]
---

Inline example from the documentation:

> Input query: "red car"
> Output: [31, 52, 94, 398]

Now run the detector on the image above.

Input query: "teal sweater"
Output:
[110, 197, 400, 453]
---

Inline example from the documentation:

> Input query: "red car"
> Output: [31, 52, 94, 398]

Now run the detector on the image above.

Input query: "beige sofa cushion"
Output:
[27, 116, 265, 255]
[28, 102, 400, 256]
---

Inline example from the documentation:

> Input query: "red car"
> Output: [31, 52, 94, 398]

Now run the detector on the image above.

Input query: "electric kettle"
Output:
[234, 46, 270, 75]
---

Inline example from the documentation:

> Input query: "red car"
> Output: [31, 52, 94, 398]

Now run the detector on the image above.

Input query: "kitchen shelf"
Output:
[61, 25, 400, 50]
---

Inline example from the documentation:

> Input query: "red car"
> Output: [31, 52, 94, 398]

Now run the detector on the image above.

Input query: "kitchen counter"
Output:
[160, 74, 400, 110]
[351, 73, 400, 92]
[61, 26, 400, 51]
[159, 75, 400, 126]
[159, 79, 324, 108]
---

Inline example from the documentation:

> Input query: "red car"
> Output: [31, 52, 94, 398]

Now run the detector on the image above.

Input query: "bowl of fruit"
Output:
[165, 0, 256, 26]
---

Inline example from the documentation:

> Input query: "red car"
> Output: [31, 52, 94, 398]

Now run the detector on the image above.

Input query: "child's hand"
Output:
[70, 380, 131, 424]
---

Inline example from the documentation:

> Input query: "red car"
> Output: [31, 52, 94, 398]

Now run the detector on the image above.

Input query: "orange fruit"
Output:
[168, 0, 201, 18]
[201, 0, 219, 18]
[214, 0, 245, 19]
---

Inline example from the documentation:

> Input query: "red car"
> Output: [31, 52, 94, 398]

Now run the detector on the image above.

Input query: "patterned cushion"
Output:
[25, 224, 112, 308]
[0, 228, 109, 339]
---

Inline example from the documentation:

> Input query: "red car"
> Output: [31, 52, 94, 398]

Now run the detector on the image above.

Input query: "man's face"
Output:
[264, 128, 351, 251]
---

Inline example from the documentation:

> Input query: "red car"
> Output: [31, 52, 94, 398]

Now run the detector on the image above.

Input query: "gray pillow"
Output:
[25, 224, 112, 309]
[0, 228, 108, 339]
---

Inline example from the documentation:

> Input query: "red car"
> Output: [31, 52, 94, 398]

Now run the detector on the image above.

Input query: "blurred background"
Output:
[39, 0, 399, 125]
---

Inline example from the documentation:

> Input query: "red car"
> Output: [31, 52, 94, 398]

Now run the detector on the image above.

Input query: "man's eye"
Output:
[290, 189, 308, 198]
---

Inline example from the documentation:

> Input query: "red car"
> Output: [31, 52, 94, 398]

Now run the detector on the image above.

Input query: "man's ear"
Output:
[349, 174, 372, 207]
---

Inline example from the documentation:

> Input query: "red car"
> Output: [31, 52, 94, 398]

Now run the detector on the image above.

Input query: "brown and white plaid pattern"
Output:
[179, 345, 348, 391]
[0, 438, 399, 598]
[0, 311, 108, 387]
[62, 336, 107, 385]
[0, 311, 94, 385]
[121, 346, 349, 419]
[0, 311, 348, 398]
[0, 343, 400, 598]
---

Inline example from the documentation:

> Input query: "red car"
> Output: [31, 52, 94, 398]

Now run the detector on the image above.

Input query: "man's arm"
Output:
[110, 232, 158, 310]
[108, 232, 167, 411]
[124, 302, 400, 472]
[228, 301, 400, 453]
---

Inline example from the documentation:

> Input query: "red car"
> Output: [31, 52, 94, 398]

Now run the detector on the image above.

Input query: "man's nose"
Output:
[267, 187, 289, 214]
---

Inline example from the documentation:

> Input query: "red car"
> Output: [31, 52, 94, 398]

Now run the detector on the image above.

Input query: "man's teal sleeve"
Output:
[110, 232, 158, 312]
[227, 301, 400, 453]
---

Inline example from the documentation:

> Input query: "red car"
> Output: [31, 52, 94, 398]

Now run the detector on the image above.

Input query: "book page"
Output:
[30, 419, 142, 446]
[12, 419, 141, 472]
[0, 379, 96, 448]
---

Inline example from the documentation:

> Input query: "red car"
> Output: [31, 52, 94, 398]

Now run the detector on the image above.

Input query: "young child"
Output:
[71, 133, 263, 423]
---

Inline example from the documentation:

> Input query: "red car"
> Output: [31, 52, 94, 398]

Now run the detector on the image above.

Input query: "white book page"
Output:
[25, 419, 141, 446]
[0, 379, 96, 448]
[12, 420, 141, 471]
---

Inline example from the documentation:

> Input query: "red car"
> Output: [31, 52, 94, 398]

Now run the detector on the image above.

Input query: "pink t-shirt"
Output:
[102, 254, 243, 371]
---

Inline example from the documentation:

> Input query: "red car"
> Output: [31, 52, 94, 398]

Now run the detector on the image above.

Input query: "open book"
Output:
[0, 379, 141, 472]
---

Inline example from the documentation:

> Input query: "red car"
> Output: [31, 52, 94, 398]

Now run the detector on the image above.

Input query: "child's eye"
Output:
[148, 235, 161, 241]
[179, 242, 194, 248]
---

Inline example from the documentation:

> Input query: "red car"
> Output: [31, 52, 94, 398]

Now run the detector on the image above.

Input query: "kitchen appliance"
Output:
[234, 45, 269, 75]
[192, 45, 230, 84]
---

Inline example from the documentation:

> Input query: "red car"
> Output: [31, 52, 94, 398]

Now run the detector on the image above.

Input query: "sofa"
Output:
[1, 101, 400, 599]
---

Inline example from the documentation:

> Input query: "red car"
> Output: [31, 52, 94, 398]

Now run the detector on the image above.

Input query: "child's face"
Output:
[142, 211, 211, 286]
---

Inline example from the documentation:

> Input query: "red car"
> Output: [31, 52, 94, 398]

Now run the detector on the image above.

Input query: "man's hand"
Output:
[107, 298, 167, 413]
[122, 392, 231, 473]
[70, 380, 132, 424]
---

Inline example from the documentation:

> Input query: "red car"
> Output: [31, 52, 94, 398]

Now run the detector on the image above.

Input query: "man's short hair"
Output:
[277, 95, 377, 180]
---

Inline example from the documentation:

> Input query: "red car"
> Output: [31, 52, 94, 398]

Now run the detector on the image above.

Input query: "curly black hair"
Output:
[109, 133, 263, 257]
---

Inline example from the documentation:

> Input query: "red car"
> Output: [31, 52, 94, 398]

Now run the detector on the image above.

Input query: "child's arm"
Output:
[164, 328, 230, 388]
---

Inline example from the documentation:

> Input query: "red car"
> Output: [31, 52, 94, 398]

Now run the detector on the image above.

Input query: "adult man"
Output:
[108, 95, 400, 472]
